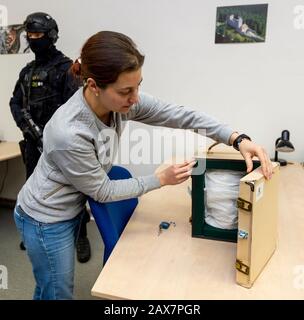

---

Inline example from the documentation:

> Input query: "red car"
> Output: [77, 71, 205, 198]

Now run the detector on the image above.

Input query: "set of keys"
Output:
[158, 221, 176, 236]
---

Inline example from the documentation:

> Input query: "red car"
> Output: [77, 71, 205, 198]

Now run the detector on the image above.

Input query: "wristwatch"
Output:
[232, 134, 251, 151]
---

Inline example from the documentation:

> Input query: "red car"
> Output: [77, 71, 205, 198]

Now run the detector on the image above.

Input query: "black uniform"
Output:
[10, 47, 77, 178]
[10, 11, 91, 263]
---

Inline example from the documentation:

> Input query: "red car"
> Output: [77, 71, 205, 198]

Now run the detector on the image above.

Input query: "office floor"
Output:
[0, 207, 104, 300]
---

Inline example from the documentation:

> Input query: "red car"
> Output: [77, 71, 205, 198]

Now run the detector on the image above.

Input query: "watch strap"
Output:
[233, 134, 251, 151]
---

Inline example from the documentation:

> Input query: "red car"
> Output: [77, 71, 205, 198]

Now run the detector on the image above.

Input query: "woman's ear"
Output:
[86, 78, 100, 97]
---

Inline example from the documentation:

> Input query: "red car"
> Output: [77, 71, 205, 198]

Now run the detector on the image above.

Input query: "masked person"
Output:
[9, 12, 91, 263]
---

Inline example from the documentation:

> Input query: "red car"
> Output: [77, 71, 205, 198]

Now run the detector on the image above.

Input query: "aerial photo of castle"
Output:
[215, 4, 268, 44]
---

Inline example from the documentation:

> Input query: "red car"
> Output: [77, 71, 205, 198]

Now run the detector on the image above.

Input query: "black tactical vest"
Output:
[22, 55, 72, 127]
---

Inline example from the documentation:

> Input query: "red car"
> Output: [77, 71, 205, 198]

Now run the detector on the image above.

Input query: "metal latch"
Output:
[238, 230, 249, 239]
[237, 198, 252, 212]
[236, 259, 250, 275]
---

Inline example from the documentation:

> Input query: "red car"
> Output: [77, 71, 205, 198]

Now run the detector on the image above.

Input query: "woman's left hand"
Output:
[239, 139, 273, 180]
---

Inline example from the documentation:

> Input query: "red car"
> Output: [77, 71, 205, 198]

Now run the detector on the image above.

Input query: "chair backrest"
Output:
[88, 166, 138, 264]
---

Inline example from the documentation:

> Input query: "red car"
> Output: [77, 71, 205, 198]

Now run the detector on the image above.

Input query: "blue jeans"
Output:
[14, 205, 82, 300]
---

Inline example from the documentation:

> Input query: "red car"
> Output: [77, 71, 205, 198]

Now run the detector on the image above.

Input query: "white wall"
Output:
[1, 0, 304, 176]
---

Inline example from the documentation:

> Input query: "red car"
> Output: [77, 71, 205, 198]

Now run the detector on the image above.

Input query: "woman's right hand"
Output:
[155, 160, 197, 186]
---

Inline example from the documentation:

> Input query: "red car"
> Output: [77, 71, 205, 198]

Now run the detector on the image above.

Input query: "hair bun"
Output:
[70, 58, 82, 77]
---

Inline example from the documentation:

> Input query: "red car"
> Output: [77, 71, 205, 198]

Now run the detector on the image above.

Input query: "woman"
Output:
[14, 30, 272, 300]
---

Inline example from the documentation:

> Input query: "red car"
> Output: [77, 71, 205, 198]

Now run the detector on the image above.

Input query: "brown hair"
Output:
[71, 31, 145, 88]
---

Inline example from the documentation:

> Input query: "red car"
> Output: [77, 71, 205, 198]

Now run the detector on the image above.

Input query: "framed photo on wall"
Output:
[0, 24, 30, 54]
[215, 4, 268, 44]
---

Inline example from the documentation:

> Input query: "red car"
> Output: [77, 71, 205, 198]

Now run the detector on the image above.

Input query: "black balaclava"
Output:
[27, 34, 56, 63]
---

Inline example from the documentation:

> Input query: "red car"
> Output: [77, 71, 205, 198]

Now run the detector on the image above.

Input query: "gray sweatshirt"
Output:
[17, 88, 234, 223]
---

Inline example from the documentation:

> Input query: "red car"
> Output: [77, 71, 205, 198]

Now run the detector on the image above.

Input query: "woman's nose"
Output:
[128, 91, 139, 104]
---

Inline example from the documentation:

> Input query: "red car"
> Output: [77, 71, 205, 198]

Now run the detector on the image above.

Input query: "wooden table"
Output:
[0, 142, 21, 162]
[91, 163, 304, 300]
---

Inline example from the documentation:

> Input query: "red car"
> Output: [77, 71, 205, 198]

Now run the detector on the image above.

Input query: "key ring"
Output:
[158, 221, 176, 236]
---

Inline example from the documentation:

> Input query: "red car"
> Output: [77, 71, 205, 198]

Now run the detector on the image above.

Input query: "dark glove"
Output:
[21, 125, 36, 141]
[20, 124, 43, 152]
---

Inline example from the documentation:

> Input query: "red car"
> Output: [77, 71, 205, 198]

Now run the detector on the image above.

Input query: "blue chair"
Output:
[88, 166, 138, 265]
